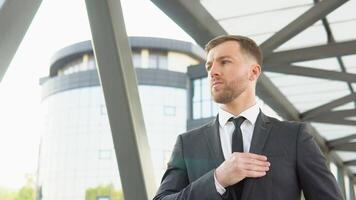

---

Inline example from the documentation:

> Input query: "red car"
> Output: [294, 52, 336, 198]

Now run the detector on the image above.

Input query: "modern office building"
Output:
[37, 37, 207, 200]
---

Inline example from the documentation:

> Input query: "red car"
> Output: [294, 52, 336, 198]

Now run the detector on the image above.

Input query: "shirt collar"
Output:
[218, 103, 260, 127]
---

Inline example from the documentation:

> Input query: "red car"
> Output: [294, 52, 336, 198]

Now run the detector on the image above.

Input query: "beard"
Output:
[211, 79, 246, 104]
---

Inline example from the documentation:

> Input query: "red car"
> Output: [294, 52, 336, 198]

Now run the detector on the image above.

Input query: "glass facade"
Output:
[148, 50, 168, 69]
[39, 87, 119, 200]
[58, 54, 96, 76]
[38, 84, 186, 199]
[38, 38, 200, 200]
[132, 49, 141, 68]
[192, 77, 218, 119]
[139, 85, 186, 184]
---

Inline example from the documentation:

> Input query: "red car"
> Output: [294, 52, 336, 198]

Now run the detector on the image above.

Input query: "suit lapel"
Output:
[204, 116, 225, 167]
[242, 111, 272, 200]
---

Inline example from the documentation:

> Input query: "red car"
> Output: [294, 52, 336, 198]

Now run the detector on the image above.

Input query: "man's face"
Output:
[205, 41, 253, 104]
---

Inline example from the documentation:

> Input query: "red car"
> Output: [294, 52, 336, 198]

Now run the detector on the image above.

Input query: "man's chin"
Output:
[211, 94, 226, 104]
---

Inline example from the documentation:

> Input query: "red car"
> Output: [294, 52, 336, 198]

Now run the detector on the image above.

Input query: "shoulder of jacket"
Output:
[266, 115, 306, 130]
[180, 121, 213, 138]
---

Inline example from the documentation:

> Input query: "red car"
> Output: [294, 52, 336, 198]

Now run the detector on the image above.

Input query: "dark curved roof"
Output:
[49, 36, 205, 77]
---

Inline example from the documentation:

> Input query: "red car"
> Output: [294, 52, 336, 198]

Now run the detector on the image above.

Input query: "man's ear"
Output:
[249, 64, 261, 81]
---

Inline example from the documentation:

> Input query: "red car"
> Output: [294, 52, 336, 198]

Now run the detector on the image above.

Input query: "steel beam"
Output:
[328, 134, 356, 148]
[151, 0, 225, 48]
[264, 39, 356, 64]
[307, 118, 356, 126]
[264, 64, 356, 82]
[302, 93, 356, 120]
[256, 73, 299, 120]
[332, 142, 356, 151]
[344, 160, 356, 166]
[311, 109, 356, 120]
[85, 0, 155, 199]
[260, 0, 348, 57]
[0, 0, 42, 82]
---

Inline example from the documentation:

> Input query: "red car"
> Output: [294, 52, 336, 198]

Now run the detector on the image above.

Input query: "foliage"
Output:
[85, 184, 124, 200]
[0, 186, 35, 200]
[0, 175, 36, 200]
[14, 186, 35, 200]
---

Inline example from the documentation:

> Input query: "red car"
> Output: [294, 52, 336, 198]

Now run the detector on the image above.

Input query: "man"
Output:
[153, 35, 343, 200]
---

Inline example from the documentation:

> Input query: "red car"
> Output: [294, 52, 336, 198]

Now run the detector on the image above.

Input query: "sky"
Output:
[0, 0, 194, 189]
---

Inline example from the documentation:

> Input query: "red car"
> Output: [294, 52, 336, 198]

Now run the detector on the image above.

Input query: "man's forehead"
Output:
[207, 41, 241, 56]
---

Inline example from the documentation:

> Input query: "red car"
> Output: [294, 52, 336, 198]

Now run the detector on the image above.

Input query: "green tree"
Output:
[85, 184, 124, 200]
[14, 186, 35, 200]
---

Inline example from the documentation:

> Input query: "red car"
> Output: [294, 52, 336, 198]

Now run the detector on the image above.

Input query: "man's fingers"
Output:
[243, 158, 270, 167]
[240, 152, 268, 161]
[242, 163, 270, 172]
[244, 170, 267, 178]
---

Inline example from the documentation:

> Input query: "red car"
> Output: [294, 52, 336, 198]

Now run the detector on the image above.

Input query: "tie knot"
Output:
[229, 116, 246, 128]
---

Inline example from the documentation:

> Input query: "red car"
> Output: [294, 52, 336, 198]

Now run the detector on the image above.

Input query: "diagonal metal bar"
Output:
[309, 109, 356, 120]
[264, 64, 356, 82]
[152, 0, 300, 121]
[302, 93, 356, 120]
[344, 160, 356, 166]
[328, 134, 356, 147]
[151, 0, 225, 48]
[331, 142, 356, 151]
[306, 118, 356, 126]
[260, 0, 348, 57]
[264, 39, 356, 64]
[0, 0, 43, 82]
[85, 0, 156, 199]
[305, 109, 356, 126]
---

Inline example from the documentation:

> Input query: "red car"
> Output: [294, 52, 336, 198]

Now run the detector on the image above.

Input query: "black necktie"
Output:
[229, 116, 246, 153]
[228, 116, 246, 200]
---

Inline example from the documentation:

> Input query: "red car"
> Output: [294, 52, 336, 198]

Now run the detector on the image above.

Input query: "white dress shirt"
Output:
[214, 103, 260, 194]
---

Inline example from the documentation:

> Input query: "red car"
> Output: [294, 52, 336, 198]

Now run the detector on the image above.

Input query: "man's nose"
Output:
[209, 62, 220, 77]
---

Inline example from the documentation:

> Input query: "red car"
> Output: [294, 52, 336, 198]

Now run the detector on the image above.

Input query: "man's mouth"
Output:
[212, 81, 223, 88]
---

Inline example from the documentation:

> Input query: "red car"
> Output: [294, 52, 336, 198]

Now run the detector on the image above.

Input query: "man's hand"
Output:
[215, 152, 270, 187]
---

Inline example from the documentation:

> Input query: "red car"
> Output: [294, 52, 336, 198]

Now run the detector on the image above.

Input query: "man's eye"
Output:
[222, 60, 230, 64]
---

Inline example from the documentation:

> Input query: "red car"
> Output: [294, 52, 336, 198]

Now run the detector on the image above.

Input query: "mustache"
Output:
[210, 78, 224, 83]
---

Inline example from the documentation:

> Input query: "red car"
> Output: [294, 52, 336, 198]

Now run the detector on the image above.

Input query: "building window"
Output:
[192, 78, 217, 119]
[163, 106, 176, 116]
[98, 149, 112, 160]
[132, 50, 141, 68]
[57, 54, 97, 76]
[148, 51, 168, 69]
[87, 54, 96, 70]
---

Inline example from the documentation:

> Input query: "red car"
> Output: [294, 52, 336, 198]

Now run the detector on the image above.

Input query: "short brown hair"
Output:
[205, 35, 263, 66]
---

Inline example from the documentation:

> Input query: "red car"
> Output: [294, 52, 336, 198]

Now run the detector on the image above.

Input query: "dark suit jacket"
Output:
[153, 112, 343, 200]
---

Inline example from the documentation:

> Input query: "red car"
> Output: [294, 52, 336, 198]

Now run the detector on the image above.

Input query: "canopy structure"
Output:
[152, 0, 356, 190]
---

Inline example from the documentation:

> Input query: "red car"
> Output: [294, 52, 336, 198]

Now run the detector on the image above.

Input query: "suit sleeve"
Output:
[153, 135, 226, 200]
[296, 123, 344, 200]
